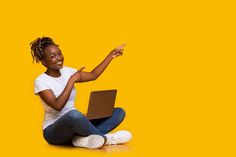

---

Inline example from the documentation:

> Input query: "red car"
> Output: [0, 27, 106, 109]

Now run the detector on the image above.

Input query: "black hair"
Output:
[30, 37, 58, 63]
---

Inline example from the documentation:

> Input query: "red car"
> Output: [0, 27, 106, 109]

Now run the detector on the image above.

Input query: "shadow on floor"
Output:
[100, 144, 131, 153]
[49, 143, 131, 153]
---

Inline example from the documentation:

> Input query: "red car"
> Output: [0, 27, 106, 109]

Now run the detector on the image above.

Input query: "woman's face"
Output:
[42, 44, 64, 70]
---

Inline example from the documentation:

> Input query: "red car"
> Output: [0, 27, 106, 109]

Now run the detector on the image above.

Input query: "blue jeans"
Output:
[43, 107, 126, 145]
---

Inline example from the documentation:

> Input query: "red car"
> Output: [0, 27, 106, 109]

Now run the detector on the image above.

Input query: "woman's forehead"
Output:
[44, 45, 60, 55]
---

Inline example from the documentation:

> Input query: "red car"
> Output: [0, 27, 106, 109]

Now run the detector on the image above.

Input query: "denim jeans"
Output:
[43, 107, 126, 145]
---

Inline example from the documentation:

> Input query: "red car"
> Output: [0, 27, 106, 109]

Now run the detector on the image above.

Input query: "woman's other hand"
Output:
[70, 66, 86, 83]
[110, 44, 126, 59]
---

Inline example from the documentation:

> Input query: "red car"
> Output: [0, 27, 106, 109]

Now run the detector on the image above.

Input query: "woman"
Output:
[30, 37, 132, 149]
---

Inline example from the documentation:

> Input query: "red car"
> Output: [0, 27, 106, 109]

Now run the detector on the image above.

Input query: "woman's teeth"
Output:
[57, 62, 62, 65]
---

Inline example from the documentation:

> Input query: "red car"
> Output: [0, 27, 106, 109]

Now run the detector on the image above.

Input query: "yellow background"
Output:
[0, 0, 235, 156]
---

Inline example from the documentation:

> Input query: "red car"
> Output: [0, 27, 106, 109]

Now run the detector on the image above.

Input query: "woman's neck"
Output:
[45, 69, 61, 77]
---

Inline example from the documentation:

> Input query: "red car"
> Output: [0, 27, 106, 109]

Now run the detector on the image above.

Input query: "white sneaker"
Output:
[72, 135, 105, 149]
[105, 130, 132, 145]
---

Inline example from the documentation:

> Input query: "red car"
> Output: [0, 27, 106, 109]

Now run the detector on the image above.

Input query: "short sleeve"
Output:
[34, 79, 50, 95]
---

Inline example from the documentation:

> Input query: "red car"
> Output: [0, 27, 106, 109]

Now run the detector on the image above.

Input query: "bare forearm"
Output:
[55, 78, 75, 110]
[91, 54, 113, 79]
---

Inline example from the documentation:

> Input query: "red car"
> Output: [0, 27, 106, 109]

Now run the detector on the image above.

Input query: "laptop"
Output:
[84, 89, 117, 120]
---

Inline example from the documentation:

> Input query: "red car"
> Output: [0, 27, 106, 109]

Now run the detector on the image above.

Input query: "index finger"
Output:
[78, 66, 86, 72]
[116, 43, 127, 50]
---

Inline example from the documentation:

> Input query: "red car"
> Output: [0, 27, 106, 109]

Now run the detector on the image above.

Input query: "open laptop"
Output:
[84, 89, 117, 120]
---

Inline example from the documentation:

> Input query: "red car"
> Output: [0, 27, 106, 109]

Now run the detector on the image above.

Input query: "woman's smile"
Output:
[56, 61, 63, 66]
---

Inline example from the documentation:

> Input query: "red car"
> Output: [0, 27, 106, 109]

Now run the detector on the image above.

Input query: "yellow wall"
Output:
[0, 0, 235, 156]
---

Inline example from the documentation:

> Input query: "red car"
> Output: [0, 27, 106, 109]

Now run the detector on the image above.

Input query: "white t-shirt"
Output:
[34, 66, 77, 130]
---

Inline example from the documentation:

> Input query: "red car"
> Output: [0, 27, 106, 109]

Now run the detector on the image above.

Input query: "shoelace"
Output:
[107, 136, 116, 145]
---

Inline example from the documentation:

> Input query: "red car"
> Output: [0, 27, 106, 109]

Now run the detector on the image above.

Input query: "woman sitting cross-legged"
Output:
[30, 37, 132, 149]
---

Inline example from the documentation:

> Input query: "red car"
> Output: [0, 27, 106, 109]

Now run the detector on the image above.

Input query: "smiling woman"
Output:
[30, 38, 64, 77]
[30, 37, 132, 149]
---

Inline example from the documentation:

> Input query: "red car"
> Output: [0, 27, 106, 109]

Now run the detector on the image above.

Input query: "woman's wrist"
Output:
[107, 52, 114, 60]
[69, 76, 76, 84]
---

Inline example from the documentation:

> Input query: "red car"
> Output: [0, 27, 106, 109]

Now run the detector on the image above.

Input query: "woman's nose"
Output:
[57, 55, 63, 60]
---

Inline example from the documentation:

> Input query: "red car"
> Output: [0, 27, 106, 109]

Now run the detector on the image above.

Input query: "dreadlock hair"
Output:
[30, 37, 58, 63]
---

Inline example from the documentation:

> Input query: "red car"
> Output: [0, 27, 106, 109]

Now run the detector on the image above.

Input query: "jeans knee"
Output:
[114, 107, 126, 120]
[67, 110, 84, 121]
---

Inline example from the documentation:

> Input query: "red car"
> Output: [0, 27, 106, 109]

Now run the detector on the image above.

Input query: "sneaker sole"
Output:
[72, 135, 105, 149]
